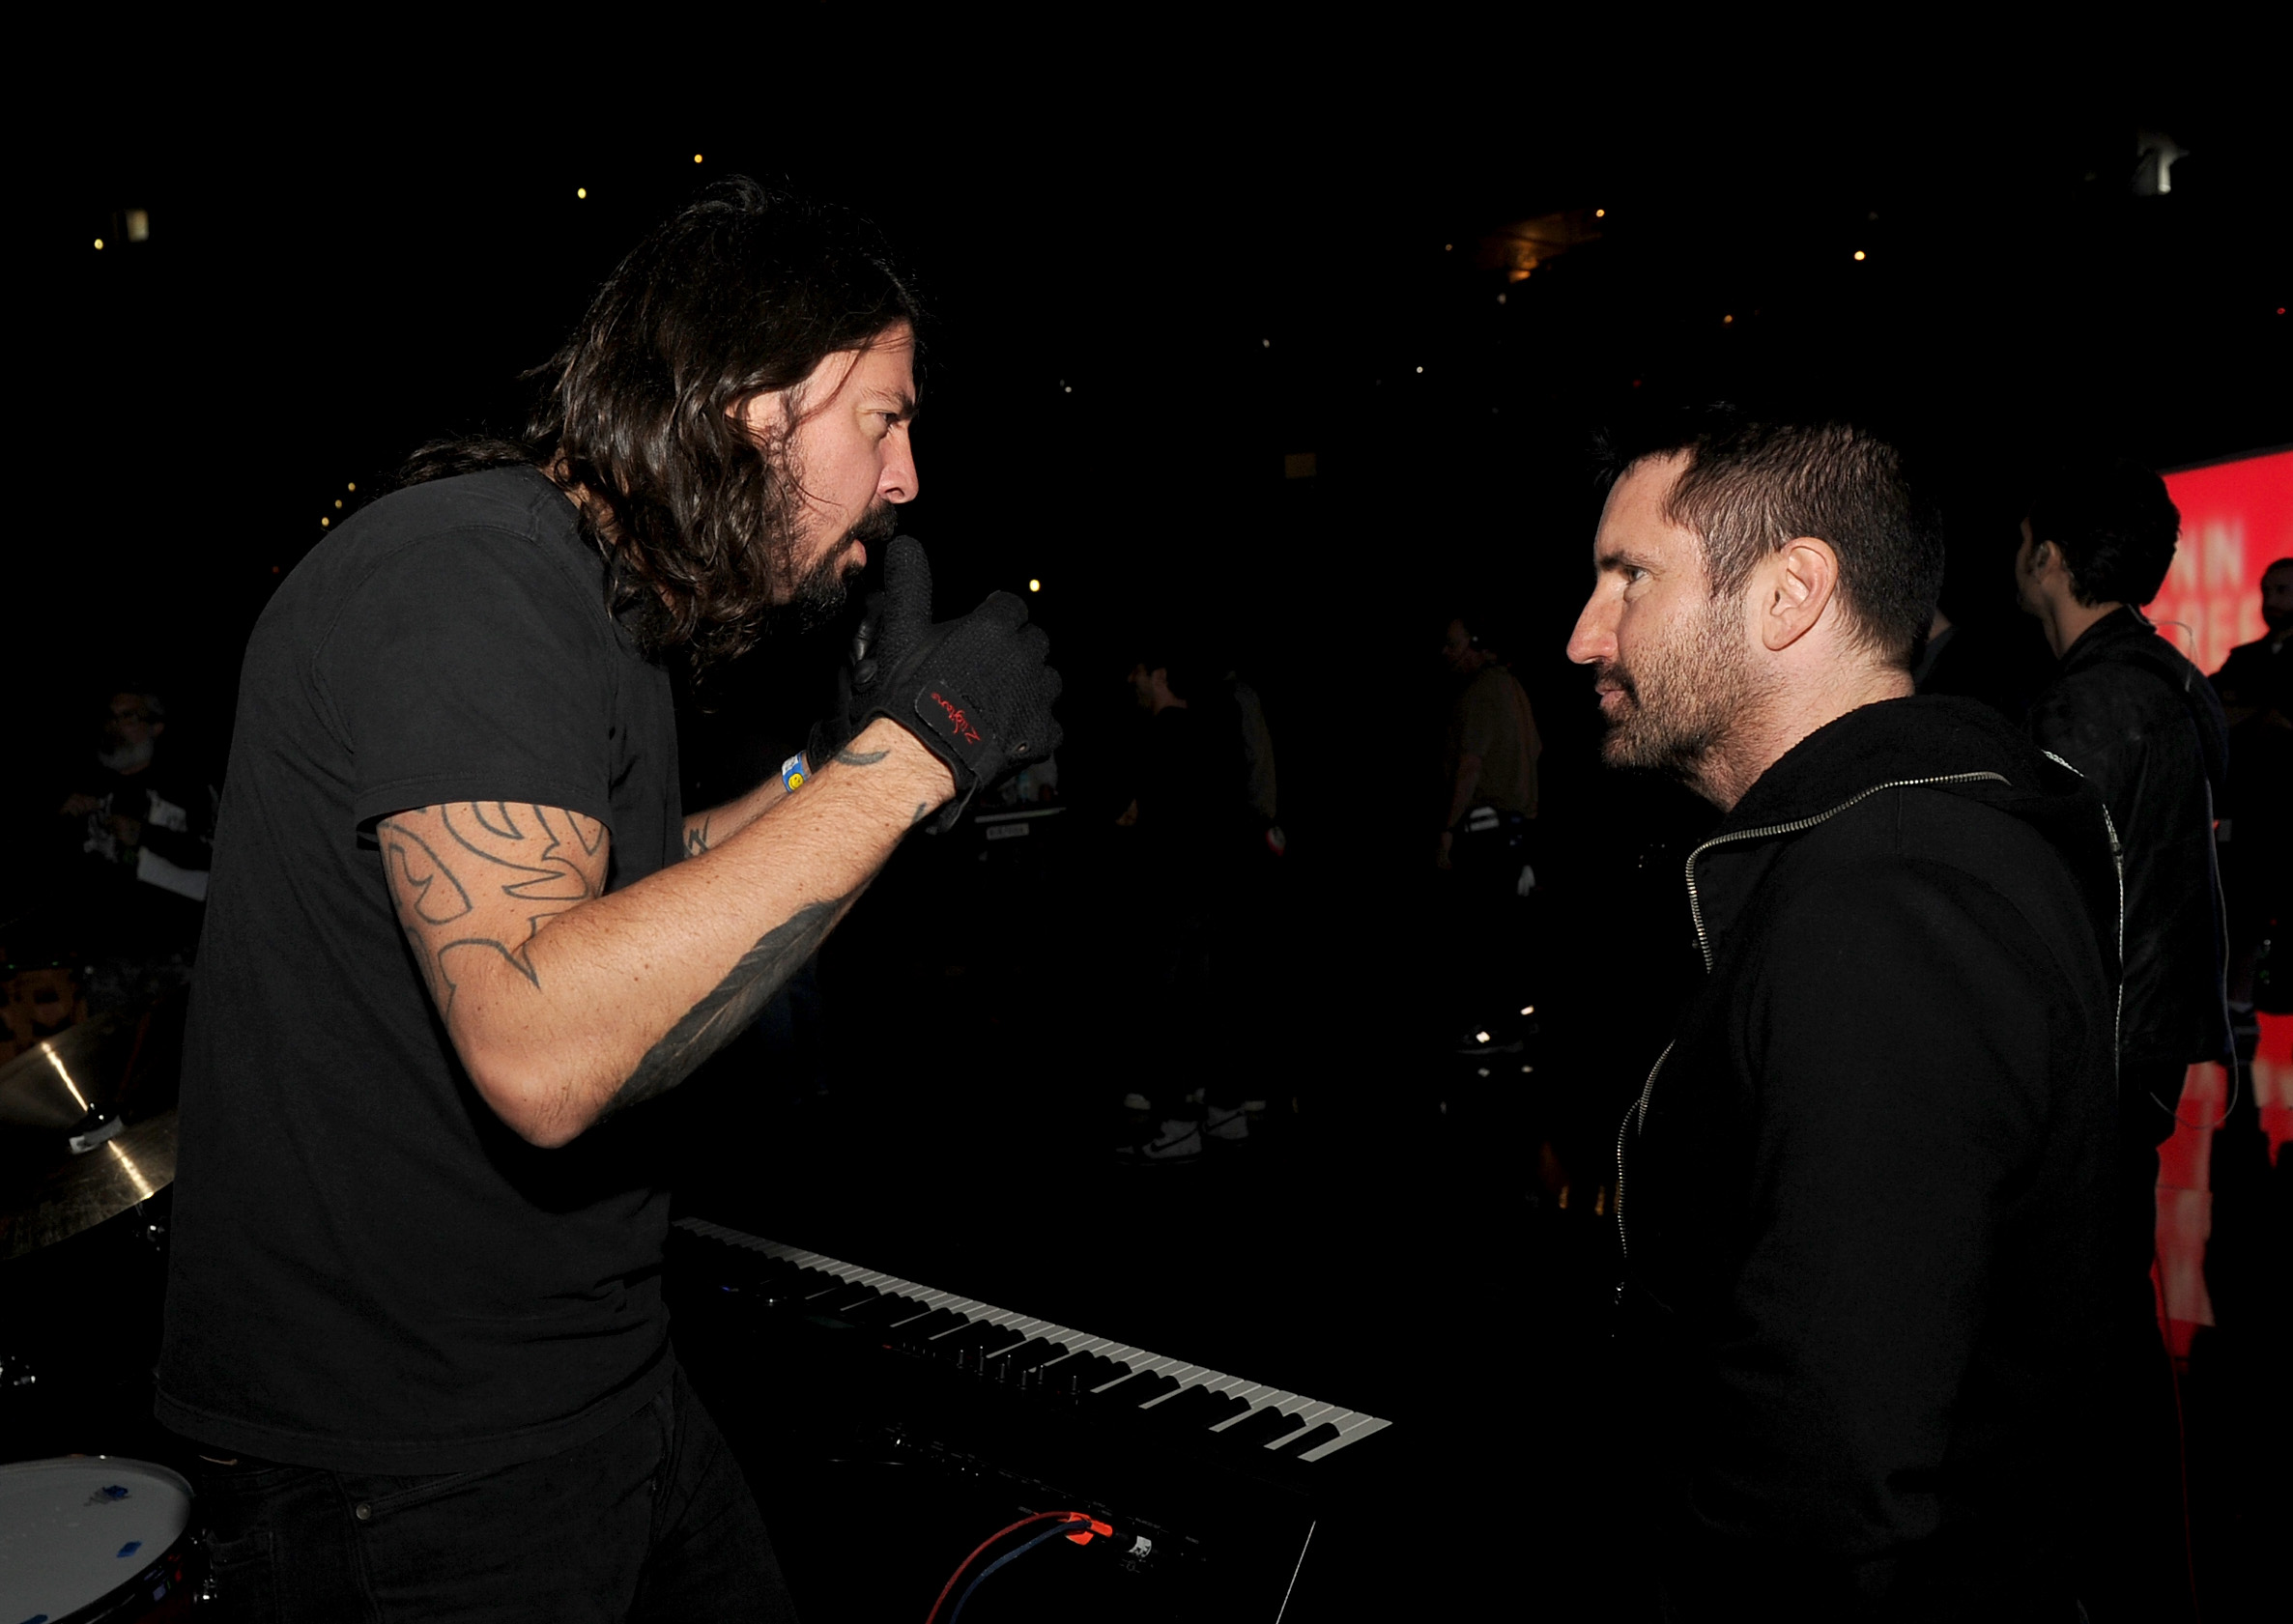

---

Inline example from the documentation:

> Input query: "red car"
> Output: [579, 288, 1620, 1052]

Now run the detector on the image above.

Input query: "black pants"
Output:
[186, 1363, 798, 1623]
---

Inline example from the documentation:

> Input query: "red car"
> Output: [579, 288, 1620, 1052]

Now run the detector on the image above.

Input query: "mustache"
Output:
[1594, 661, 1639, 703]
[845, 501, 901, 555]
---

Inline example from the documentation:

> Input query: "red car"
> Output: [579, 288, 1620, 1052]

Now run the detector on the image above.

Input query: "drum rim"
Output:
[0, 1454, 197, 1619]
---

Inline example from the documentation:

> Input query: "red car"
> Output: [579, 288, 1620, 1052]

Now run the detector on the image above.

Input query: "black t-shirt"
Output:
[157, 468, 683, 1474]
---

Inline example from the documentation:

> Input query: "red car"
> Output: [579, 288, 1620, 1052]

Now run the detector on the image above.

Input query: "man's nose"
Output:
[881, 434, 919, 505]
[1565, 596, 1613, 667]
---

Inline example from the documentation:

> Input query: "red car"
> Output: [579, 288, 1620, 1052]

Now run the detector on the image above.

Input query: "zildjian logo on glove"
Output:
[826, 534, 1061, 833]
[928, 691, 982, 747]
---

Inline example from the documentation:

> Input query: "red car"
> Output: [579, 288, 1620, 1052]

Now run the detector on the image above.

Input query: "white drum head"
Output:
[0, 1456, 192, 1621]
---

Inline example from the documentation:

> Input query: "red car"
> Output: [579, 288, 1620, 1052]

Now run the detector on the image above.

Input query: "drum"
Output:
[0, 1456, 199, 1623]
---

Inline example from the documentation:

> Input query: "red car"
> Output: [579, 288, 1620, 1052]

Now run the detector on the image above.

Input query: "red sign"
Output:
[2152, 448, 2293, 674]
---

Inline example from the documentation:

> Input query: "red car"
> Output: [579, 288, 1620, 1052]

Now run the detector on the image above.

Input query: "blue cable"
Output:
[947, 1520, 1088, 1622]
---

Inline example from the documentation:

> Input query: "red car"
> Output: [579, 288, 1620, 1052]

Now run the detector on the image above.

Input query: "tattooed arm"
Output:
[379, 717, 951, 1147]
[679, 740, 896, 857]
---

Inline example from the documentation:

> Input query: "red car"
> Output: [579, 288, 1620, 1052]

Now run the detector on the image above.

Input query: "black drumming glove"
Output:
[827, 535, 1061, 829]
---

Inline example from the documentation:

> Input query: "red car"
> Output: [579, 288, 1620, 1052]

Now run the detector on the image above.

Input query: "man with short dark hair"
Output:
[2214, 556, 2293, 1047]
[1571, 412, 2120, 1617]
[2212, 556, 2292, 718]
[158, 179, 1060, 1621]
[2017, 455, 2229, 1623]
[2018, 457, 2231, 1123]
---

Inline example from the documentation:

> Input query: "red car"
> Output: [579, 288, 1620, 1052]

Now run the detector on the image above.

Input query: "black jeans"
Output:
[186, 1364, 798, 1623]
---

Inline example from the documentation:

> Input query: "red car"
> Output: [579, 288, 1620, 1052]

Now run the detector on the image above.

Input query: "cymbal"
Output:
[0, 1012, 137, 1130]
[0, 1107, 176, 1263]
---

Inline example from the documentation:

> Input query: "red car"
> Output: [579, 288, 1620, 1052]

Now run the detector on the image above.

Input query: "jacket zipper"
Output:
[1611, 770, 2011, 1292]
[2038, 750, 2128, 1103]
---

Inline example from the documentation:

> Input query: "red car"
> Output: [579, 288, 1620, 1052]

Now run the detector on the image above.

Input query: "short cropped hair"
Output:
[2025, 455, 2181, 609]
[1600, 408, 1940, 669]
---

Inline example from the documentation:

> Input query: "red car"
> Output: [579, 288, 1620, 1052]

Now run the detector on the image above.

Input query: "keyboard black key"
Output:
[1201, 1392, 1252, 1427]
[1123, 1373, 1181, 1407]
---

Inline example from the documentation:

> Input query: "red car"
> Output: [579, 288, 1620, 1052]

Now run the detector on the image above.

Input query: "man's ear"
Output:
[1759, 537, 1841, 653]
[731, 386, 796, 445]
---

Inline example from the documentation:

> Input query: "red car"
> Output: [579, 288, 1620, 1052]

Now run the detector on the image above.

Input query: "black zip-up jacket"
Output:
[2030, 606, 2231, 1089]
[1617, 696, 2120, 1620]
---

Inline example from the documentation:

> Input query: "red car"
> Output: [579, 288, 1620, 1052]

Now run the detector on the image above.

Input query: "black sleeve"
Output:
[321, 528, 618, 834]
[1693, 860, 2074, 1563]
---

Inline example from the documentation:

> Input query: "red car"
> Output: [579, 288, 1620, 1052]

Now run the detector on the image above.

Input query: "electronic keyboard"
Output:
[671, 1217, 1393, 1468]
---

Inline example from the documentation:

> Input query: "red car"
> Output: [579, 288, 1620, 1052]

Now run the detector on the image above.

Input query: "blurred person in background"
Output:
[45, 684, 215, 1012]
[1436, 613, 1541, 1054]
[2210, 556, 2291, 721]
[2017, 453, 2229, 1624]
[2212, 557, 2293, 1027]
[1112, 640, 1275, 1162]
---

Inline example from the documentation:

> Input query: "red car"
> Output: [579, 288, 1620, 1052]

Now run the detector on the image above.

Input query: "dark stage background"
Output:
[32, 66, 2290, 848]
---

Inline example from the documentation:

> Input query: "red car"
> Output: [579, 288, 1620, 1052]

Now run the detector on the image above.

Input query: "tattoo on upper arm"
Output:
[379, 803, 609, 1014]
[472, 801, 522, 840]
[833, 745, 891, 767]
[605, 893, 849, 1119]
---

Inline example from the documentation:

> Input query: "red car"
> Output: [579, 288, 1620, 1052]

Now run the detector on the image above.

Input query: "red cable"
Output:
[923, 1511, 1087, 1624]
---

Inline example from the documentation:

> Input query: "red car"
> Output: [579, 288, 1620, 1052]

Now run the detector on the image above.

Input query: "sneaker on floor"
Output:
[1205, 1104, 1249, 1144]
[1116, 1117, 1204, 1165]
[1120, 1091, 1156, 1113]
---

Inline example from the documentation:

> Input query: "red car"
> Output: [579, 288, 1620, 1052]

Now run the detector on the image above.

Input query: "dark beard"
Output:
[1591, 602, 1749, 788]
[770, 502, 901, 637]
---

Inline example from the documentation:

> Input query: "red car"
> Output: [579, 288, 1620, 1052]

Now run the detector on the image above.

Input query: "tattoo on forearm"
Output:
[685, 816, 711, 857]
[605, 894, 848, 1118]
[834, 745, 891, 767]
[379, 803, 608, 1015]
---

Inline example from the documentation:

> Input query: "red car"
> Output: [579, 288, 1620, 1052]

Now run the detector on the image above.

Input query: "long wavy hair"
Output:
[403, 177, 924, 668]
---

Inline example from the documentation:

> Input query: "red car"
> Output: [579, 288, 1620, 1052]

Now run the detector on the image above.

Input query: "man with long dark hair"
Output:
[156, 178, 1060, 1621]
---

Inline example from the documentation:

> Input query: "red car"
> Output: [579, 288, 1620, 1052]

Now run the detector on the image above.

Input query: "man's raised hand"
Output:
[846, 535, 1061, 828]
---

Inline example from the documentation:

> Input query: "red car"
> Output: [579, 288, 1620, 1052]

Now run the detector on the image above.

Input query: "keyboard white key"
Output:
[1299, 1414, 1394, 1463]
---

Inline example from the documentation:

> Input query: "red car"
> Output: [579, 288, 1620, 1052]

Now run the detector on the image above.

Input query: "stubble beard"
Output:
[1595, 597, 1756, 786]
